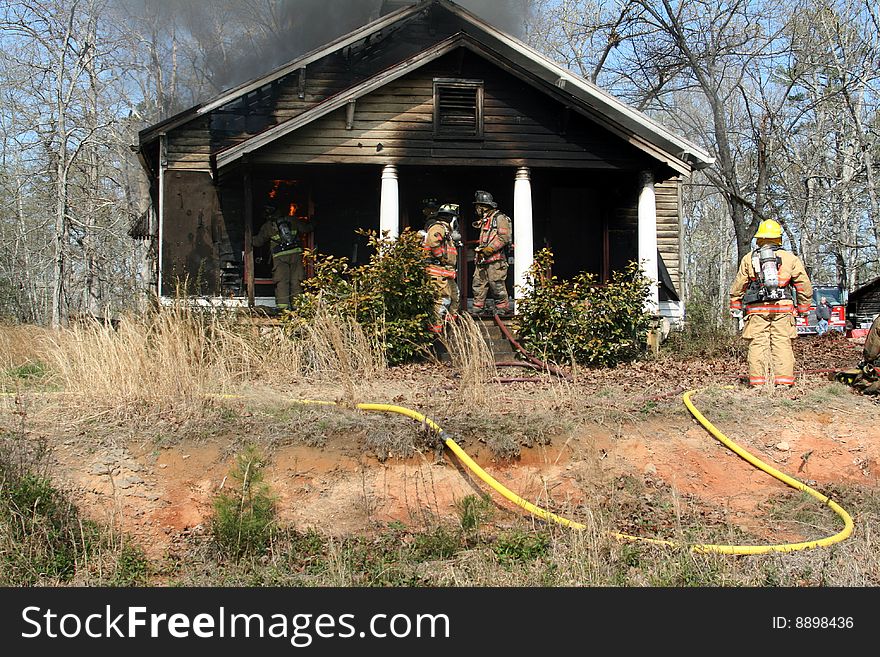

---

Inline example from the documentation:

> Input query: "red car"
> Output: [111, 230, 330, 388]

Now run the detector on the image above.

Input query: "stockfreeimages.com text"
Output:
[21, 605, 450, 646]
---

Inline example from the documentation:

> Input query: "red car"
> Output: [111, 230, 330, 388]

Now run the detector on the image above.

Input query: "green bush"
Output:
[111, 543, 150, 586]
[0, 435, 102, 584]
[291, 229, 437, 365]
[211, 445, 277, 560]
[516, 249, 653, 367]
[411, 525, 463, 560]
[457, 494, 492, 533]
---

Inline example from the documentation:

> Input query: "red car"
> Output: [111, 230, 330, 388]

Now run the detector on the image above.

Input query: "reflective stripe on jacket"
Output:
[729, 248, 812, 316]
[477, 210, 511, 264]
[423, 220, 457, 279]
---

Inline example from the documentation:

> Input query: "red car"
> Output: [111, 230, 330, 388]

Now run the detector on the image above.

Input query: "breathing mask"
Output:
[277, 218, 296, 250]
[449, 217, 462, 245]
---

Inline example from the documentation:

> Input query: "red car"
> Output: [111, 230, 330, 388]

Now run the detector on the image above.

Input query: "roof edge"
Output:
[438, 0, 714, 170]
[139, 1, 428, 146]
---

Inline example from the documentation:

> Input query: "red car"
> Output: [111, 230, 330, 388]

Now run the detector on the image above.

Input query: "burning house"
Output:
[136, 0, 713, 321]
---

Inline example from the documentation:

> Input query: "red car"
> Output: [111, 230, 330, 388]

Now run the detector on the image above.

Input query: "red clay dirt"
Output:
[43, 371, 879, 560]
[6, 332, 867, 559]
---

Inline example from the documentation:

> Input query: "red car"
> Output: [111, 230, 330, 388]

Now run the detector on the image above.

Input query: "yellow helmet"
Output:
[754, 219, 782, 240]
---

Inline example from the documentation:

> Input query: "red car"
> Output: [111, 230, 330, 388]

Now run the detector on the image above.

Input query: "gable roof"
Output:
[137, 1, 425, 145]
[439, 0, 713, 172]
[140, 0, 714, 175]
[849, 276, 880, 303]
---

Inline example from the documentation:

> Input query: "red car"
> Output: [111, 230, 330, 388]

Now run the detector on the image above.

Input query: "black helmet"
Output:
[422, 197, 439, 211]
[473, 190, 496, 208]
[437, 203, 459, 217]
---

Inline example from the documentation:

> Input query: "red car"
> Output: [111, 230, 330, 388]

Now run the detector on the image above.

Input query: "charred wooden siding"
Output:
[161, 170, 222, 295]
[249, 51, 649, 169]
[164, 11, 463, 170]
[165, 115, 212, 171]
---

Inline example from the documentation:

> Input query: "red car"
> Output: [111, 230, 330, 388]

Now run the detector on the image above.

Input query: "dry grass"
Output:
[3, 307, 879, 588]
[0, 302, 385, 421]
[0, 322, 54, 372]
[440, 314, 497, 405]
[292, 306, 384, 403]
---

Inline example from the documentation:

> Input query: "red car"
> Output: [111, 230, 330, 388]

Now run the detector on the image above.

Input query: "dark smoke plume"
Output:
[119, 0, 530, 105]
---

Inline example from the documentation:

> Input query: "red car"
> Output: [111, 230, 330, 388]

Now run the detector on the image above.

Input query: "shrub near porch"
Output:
[516, 249, 653, 367]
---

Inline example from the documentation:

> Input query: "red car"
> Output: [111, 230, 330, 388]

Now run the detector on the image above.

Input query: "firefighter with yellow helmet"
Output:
[729, 219, 812, 386]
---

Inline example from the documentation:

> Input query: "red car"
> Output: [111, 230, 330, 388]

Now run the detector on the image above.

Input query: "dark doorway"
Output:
[399, 164, 516, 308]
[228, 164, 638, 304]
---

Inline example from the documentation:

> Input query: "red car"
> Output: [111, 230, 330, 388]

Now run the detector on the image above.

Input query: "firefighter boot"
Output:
[835, 368, 864, 387]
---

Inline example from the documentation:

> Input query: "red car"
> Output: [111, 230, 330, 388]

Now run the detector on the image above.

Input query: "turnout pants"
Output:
[428, 274, 452, 333]
[472, 260, 510, 311]
[272, 252, 304, 309]
[448, 279, 461, 314]
[742, 312, 796, 386]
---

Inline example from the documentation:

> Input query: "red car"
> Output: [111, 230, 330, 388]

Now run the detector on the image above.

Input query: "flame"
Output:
[267, 179, 301, 211]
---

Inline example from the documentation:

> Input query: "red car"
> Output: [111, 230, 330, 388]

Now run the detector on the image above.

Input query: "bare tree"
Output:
[524, 0, 880, 314]
[0, 0, 148, 325]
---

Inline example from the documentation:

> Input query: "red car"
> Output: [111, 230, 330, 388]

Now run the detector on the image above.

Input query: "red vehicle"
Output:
[796, 284, 847, 335]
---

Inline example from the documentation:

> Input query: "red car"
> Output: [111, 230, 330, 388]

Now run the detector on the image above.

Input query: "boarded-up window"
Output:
[433, 79, 483, 138]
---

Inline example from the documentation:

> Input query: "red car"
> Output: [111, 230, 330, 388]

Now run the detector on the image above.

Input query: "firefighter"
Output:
[437, 203, 462, 314]
[422, 203, 460, 333]
[471, 190, 512, 316]
[836, 314, 880, 394]
[253, 205, 313, 310]
[729, 219, 812, 387]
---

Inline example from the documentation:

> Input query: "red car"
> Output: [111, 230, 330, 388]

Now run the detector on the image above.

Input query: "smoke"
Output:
[456, 0, 530, 36]
[118, 0, 530, 106]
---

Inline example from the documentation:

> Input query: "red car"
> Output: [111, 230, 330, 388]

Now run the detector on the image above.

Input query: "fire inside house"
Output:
[136, 0, 713, 322]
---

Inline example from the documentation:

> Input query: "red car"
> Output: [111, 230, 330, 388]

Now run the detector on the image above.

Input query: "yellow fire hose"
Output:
[3, 388, 854, 554]
[306, 390, 853, 555]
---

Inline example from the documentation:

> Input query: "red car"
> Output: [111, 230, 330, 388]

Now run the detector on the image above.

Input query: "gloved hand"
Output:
[730, 308, 742, 320]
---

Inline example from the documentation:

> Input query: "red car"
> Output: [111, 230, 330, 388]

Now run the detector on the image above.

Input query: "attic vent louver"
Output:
[433, 78, 483, 139]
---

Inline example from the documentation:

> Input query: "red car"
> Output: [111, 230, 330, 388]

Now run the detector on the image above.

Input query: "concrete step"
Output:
[475, 316, 517, 360]
[432, 315, 519, 363]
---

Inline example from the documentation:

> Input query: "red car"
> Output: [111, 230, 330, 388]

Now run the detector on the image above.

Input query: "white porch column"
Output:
[638, 170, 659, 314]
[513, 166, 534, 308]
[379, 164, 399, 239]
